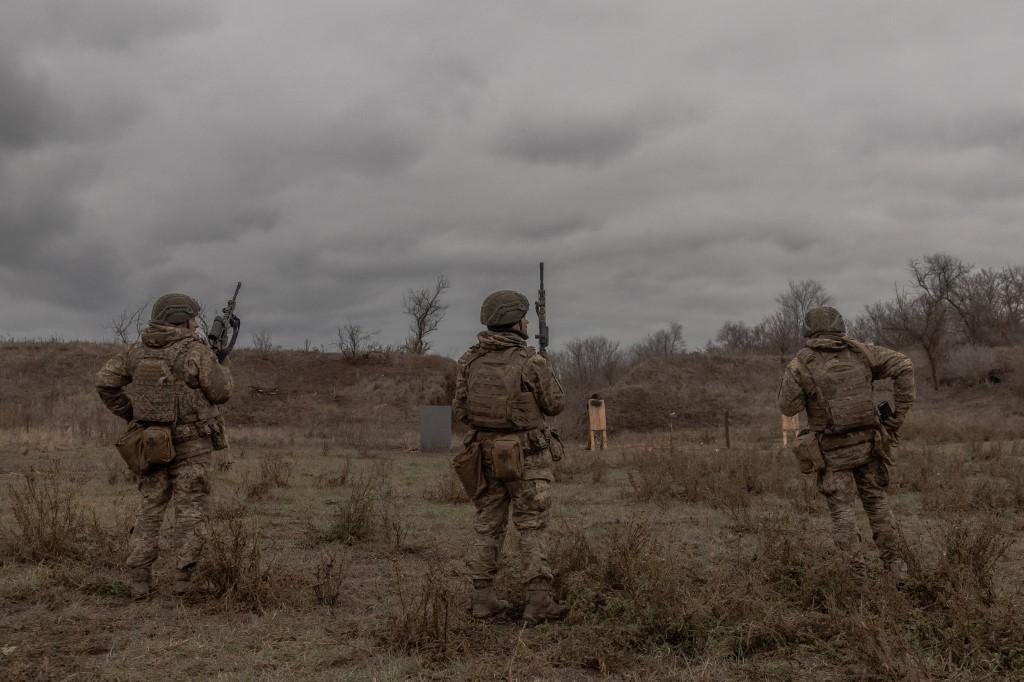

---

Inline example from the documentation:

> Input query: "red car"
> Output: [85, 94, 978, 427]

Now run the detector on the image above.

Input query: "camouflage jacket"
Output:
[778, 334, 915, 469]
[96, 323, 233, 450]
[453, 331, 564, 429]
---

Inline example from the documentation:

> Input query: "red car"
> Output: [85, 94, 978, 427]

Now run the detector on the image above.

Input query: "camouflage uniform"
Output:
[454, 330, 565, 587]
[96, 319, 232, 591]
[778, 314, 915, 573]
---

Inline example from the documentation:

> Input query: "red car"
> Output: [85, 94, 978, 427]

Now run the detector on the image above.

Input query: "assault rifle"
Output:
[535, 262, 549, 354]
[208, 282, 242, 363]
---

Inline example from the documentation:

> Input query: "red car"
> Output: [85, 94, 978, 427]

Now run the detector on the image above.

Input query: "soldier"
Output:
[96, 293, 233, 599]
[778, 306, 915, 579]
[453, 290, 567, 623]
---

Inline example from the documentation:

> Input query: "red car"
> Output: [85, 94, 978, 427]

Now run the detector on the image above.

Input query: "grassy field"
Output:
[2, 341, 1024, 680]
[2, 426, 1023, 680]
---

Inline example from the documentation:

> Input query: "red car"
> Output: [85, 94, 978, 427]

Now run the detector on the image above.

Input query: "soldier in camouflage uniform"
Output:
[778, 306, 915, 578]
[453, 290, 567, 623]
[96, 293, 233, 599]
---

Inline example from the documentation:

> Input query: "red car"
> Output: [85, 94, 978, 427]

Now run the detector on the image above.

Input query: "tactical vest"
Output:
[796, 341, 877, 449]
[465, 346, 544, 431]
[129, 338, 213, 427]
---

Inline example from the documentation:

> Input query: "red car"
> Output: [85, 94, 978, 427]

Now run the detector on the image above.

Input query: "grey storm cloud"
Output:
[1, 0, 1024, 353]
[494, 114, 643, 167]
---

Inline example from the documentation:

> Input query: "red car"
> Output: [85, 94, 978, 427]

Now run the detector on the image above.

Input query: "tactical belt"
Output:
[171, 421, 211, 444]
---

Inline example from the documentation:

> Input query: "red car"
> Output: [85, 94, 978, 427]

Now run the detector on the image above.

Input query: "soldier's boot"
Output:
[129, 567, 152, 601]
[471, 580, 509, 619]
[171, 567, 193, 596]
[523, 579, 567, 625]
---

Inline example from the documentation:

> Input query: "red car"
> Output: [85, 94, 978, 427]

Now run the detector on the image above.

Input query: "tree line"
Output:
[713, 254, 1024, 390]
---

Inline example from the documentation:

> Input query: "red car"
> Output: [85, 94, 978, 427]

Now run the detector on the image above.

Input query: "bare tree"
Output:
[868, 288, 951, 390]
[251, 329, 276, 356]
[775, 279, 833, 352]
[337, 322, 379, 358]
[552, 336, 625, 390]
[714, 320, 758, 352]
[108, 301, 149, 344]
[909, 253, 975, 343]
[631, 322, 686, 362]
[403, 274, 450, 355]
[758, 310, 792, 364]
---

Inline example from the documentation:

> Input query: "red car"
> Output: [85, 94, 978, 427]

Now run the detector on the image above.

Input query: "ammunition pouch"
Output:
[115, 423, 176, 476]
[489, 436, 525, 483]
[452, 439, 486, 500]
[791, 429, 825, 475]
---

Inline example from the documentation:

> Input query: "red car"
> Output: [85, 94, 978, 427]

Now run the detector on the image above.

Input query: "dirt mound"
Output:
[0, 341, 456, 443]
[599, 352, 782, 432]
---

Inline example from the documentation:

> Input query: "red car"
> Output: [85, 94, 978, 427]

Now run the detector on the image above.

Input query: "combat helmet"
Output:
[151, 293, 200, 325]
[803, 306, 846, 338]
[480, 290, 529, 328]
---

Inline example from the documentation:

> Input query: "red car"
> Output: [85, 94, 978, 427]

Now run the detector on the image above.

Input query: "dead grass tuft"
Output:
[423, 468, 469, 504]
[314, 456, 351, 488]
[243, 452, 294, 499]
[200, 516, 284, 611]
[382, 560, 461, 661]
[311, 550, 350, 608]
[3, 461, 86, 562]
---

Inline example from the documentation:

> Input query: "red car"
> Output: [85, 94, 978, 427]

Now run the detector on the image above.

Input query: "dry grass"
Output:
[200, 515, 286, 612]
[3, 341, 1024, 679]
[381, 559, 461, 662]
[422, 468, 469, 504]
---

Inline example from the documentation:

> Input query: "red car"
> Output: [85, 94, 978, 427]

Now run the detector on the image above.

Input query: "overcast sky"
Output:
[1, 1, 1022, 356]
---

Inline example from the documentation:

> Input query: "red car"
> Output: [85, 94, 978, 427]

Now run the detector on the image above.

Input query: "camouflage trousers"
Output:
[468, 449, 554, 585]
[817, 457, 902, 569]
[126, 452, 210, 572]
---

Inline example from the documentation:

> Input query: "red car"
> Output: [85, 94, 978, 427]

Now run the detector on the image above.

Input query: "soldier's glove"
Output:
[882, 415, 903, 438]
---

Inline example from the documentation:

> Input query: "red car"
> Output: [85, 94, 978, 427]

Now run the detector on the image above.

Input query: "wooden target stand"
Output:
[587, 395, 608, 451]
[781, 413, 801, 447]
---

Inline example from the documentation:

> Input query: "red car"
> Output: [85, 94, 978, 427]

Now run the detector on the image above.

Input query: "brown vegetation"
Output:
[1, 340, 1023, 679]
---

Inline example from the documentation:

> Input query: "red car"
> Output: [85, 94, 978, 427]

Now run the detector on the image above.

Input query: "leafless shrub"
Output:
[312, 550, 350, 608]
[377, 472, 408, 550]
[403, 274, 449, 355]
[932, 514, 1014, 605]
[315, 472, 379, 545]
[382, 560, 458, 661]
[250, 329, 276, 356]
[200, 516, 282, 611]
[2, 461, 87, 562]
[315, 457, 351, 489]
[244, 452, 293, 499]
[630, 322, 686, 363]
[337, 322, 379, 358]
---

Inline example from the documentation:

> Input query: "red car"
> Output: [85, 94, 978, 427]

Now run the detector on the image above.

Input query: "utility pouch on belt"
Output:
[209, 416, 229, 451]
[452, 442, 486, 500]
[547, 429, 565, 462]
[115, 424, 176, 476]
[490, 436, 524, 482]
[791, 429, 824, 475]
